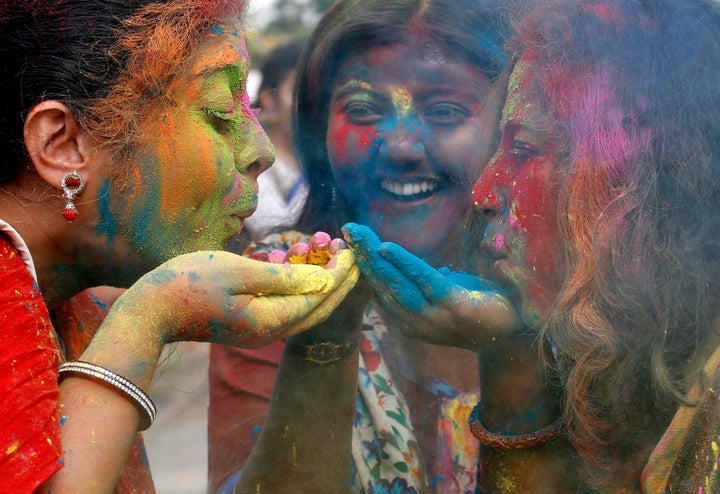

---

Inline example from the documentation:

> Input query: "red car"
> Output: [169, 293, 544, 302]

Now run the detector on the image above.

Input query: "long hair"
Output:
[292, 0, 513, 238]
[0, 0, 244, 185]
[516, 0, 720, 487]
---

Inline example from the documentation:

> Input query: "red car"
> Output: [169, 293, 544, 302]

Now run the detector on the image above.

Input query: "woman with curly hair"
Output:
[469, 0, 720, 490]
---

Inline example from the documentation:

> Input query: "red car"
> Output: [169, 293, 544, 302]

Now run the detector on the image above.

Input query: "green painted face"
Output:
[101, 23, 274, 267]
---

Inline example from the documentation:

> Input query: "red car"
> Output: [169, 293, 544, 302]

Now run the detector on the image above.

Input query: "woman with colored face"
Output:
[209, 1, 522, 492]
[326, 41, 496, 267]
[0, 1, 359, 492]
[470, 0, 720, 491]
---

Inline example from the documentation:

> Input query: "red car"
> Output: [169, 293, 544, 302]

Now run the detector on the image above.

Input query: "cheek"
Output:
[151, 114, 224, 215]
[326, 116, 378, 179]
[511, 182, 563, 307]
[441, 119, 497, 181]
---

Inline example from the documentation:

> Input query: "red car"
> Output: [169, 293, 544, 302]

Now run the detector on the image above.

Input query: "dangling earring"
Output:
[61, 171, 85, 222]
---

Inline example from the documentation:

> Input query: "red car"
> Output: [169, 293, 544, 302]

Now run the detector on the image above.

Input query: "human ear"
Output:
[23, 100, 98, 188]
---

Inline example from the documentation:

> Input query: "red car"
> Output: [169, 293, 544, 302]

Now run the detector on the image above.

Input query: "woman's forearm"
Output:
[476, 335, 580, 493]
[234, 343, 359, 493]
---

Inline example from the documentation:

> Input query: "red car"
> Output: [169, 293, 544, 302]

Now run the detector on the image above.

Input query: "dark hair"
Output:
[0, 0, 244, 185]
[256, 38, 307, 105]
[513, 0, 720, 487]
[293, 0, 514, 237]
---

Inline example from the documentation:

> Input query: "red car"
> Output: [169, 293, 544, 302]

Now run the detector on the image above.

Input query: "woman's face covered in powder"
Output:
[472, 55, 565, 327]
[102, 22, 273, 266]
[326, 40, 499, 267]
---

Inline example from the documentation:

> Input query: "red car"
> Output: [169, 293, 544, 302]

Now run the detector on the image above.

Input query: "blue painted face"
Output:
[326, 42, 501, 267]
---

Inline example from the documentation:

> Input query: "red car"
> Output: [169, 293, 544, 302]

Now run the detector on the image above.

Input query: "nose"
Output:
[380, 120, 425, 164]
[472, 153, 508, 221]
[245, 152, 274, 181]
[236, 118, 275, 181]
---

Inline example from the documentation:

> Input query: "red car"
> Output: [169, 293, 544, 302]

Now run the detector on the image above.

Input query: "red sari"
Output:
[0, 230, 153, 493]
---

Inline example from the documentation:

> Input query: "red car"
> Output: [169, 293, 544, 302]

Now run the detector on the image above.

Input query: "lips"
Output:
[379, 178, 441, 201]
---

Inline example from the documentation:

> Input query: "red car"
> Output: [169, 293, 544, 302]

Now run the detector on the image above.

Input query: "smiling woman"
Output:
[325, 42, 495, 267]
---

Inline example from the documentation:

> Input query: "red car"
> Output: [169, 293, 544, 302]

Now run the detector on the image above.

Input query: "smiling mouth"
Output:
[379, 179, 440, 201]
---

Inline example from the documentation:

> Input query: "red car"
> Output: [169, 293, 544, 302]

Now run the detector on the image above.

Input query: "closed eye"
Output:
[204, 108, 235, 135]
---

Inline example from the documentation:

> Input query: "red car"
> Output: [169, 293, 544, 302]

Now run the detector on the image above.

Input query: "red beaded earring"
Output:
[61, 171, 85, 222]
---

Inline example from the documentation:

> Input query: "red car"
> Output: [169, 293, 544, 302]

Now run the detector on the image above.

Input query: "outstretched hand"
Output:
[104, 238, 359, 350]
[342, 222, 522, 351]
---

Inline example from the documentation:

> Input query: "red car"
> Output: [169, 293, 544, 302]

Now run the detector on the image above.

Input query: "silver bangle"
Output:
[58, 361, 156, 431]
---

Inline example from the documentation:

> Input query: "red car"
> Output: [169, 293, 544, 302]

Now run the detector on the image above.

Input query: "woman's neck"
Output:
[1, 181, 104, 309]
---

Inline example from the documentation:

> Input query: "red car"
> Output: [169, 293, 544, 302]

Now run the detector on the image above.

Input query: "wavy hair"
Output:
[515, 0, 720, 488]
[0, 0, 244, 185]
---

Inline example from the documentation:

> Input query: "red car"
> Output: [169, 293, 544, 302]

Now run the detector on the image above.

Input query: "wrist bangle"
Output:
[469, 401, 566, 449]
[288, 339, 359, 366]
[58, 361, 156, 431]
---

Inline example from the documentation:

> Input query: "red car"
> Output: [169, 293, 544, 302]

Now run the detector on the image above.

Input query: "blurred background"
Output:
[142, 1, 332, 493]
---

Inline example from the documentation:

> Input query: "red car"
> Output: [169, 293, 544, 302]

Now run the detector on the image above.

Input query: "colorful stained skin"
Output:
[342, 222, 520, 348]
[100, 21, 273, 270]
[326, 41, 499, 267]
[472, 54, 565, 327]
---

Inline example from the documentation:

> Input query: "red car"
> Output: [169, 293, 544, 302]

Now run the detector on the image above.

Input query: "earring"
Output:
[61, 171, 85, 222]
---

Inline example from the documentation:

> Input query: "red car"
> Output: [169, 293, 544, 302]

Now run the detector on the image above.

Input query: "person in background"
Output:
[0, 1, 358, 492]
[208, 38, 308, 490]
[242, 38, 309, 241]
[209, 0, 522, 492]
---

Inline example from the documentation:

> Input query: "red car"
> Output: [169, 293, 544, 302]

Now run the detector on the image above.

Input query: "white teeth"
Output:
[381, 179, 438, 197]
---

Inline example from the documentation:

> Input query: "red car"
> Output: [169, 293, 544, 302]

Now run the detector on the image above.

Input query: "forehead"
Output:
[190, 24, 248, 76]
[334, 42, 489, 86]
[501, 55, 551, 128]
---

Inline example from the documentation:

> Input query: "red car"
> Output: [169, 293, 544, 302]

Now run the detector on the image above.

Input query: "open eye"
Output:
[424, 102, 470, 127]
[342, 100, 383, 125]
[509, 140, 541, 163]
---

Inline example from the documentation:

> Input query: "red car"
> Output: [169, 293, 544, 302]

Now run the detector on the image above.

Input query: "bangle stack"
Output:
[469, 401, 566, 449]
[58, 361, 156, 431]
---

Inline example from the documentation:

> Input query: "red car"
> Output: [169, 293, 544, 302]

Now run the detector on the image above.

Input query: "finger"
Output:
[223, 291, 335, 347]
[279, 263, 361, 337]
[329, 237, 348, 254]
[187, 251, 333, 295]
[307, 231, 333, 265]
[268, 249, 287, 264]
[319, 249, 358, 288]
[285, 242, 309, 264]
[342, 223, 403, 282]
[342, 223, 433, 311]
[378, 242, 456, 301]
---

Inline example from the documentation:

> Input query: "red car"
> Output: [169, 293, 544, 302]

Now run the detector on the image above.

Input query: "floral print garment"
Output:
[242, 233, 480, 493]
[350, 304, 479, 494]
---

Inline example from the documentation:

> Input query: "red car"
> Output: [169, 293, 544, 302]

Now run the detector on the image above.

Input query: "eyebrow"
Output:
[332, 78, 374, 98]
[193, 41, 249, 78]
